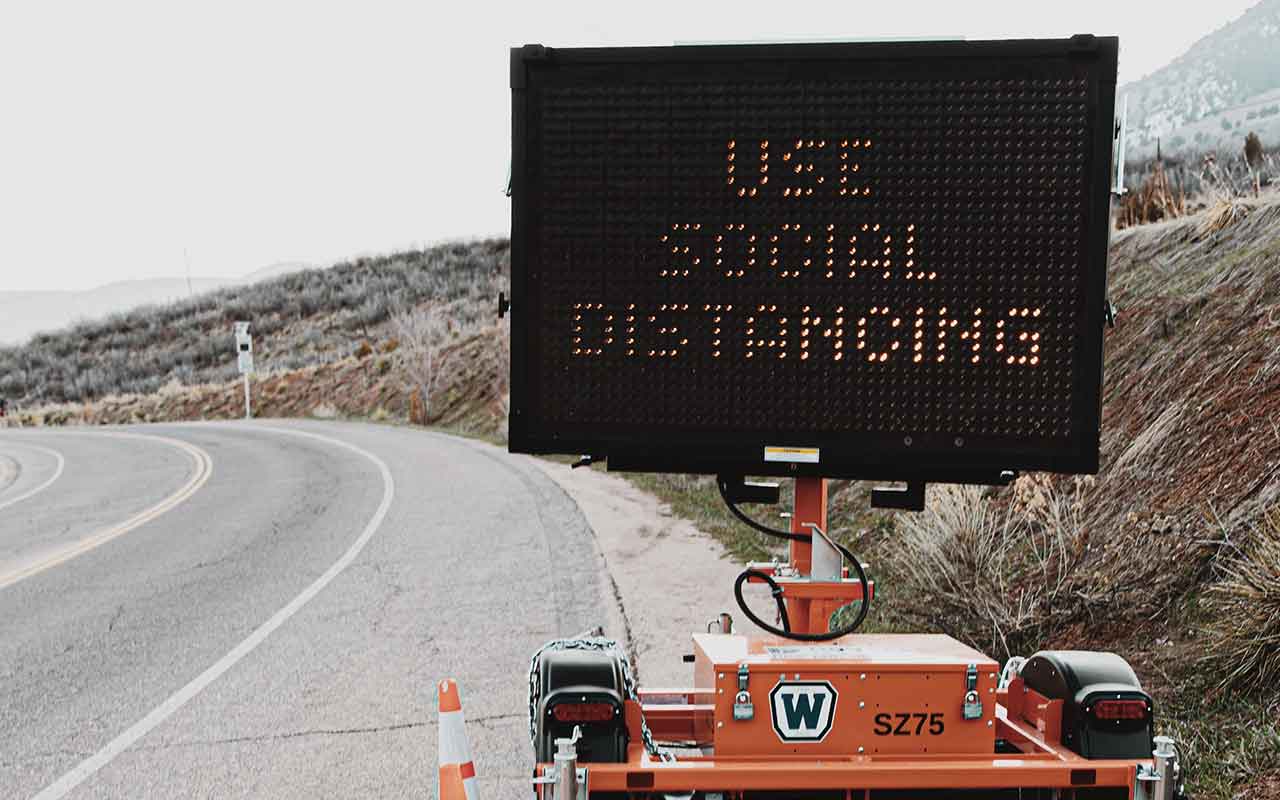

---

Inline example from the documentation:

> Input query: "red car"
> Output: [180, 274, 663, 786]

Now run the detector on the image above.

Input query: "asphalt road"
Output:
[0, 421, 611, 798]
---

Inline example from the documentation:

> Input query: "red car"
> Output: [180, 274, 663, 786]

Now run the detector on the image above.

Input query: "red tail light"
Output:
[1093, 699, 1148, 720]
[552, 702, 616, 722]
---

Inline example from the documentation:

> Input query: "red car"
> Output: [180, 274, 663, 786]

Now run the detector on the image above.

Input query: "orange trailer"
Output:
[523, 478, 1185, 800]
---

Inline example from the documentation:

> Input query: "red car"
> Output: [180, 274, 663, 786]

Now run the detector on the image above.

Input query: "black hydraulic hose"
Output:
[716, 476, 807, 542]
[732, 539, 871, 642]
[734, 568, 793, 632]
[717, 475, 871, 640]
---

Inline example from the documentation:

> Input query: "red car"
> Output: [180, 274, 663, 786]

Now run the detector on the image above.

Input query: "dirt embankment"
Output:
[1102, 197, 1280, 553]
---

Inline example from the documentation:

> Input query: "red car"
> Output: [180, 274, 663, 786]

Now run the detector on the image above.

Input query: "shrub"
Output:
[1205, 508, 1280, 691]
[349, 296, 390, 331]
[889, 476, 1090, 661]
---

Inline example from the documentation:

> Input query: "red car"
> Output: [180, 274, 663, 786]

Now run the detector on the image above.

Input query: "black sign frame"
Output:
[509, 37, 1118, 482]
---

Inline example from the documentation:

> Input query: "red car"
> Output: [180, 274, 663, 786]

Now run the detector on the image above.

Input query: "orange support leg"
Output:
[787, 477, 827, 635]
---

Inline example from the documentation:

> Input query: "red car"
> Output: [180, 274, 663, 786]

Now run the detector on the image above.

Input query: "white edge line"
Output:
[31, 425, 396, 800]
[0, 444, 67, 514]
[0, 434, 212, 591]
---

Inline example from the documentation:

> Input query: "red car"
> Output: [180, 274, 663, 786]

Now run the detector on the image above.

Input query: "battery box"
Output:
[693, 633, 999, 756]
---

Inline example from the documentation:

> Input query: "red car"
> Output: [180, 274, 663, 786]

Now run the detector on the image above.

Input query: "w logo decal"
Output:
[769, 680, 837, 742]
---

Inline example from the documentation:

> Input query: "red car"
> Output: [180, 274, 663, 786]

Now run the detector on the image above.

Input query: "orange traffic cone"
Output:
[438, 679, 478, 800]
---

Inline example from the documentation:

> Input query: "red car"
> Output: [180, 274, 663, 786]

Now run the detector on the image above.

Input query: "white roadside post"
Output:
[233, 321, 254, 420]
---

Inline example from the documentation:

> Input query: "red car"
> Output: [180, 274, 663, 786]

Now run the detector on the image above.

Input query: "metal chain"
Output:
[527, 636, 675, 762]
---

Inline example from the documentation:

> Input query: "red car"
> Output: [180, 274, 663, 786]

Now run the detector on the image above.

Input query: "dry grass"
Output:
[1198, 195, 1252, 237]
[1197, 156, 1256, 237]
[1205, 508, 1280, 691]
[1113, 400, 1185, 474]
[1159, 678, 1280, 799]
[1118, 160, 1188, 229]
[891, 477, 1092, 661]
[1118, 139, 1278, 232]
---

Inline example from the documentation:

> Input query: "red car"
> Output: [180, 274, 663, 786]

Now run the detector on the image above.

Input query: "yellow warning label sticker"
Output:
[763, 446, 820, 464]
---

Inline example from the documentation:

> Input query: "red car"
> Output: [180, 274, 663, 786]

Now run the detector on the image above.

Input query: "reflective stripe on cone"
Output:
[438, 679, 479, 800]
[439, 763, 468, 800]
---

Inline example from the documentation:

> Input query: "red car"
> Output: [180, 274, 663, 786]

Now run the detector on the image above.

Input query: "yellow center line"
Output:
[0, 433, 213, 591]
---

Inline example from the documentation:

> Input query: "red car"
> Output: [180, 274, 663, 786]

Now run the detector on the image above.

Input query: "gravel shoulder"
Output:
[518, 454, 743, 687]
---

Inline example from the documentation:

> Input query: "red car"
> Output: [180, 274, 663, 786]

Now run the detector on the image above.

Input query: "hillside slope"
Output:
[1121, 0, 1280, 159]
[0, 240, 505, 412]
[1026, 202, 1280, 795]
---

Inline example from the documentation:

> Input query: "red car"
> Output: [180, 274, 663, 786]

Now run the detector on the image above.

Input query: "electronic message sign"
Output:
[509, 37, 1118, 482]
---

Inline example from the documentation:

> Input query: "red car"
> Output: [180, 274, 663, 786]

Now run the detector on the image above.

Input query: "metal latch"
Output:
[531, 726, 589, 800]
[732, 664, 754, 720]
[962, 663, 983, 720]
[1134, 748, 1183, 800]
[1149, 736, 1183, 800]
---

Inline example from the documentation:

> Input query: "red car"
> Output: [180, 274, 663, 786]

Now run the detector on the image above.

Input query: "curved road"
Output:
[0, 441, 65, 514]
[0, 421, 612, 798]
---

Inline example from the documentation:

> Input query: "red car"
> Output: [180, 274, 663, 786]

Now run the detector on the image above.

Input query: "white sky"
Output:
[0, 0, 1260, 291]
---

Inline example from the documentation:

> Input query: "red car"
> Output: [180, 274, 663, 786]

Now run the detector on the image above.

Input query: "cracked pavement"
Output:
[0, 421, 610, 797]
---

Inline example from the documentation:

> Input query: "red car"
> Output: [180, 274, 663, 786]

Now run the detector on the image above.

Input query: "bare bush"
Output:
[891, 476, 1091, 660]
[390, 305, 451, 425]
[1206, 508, 1280, 692]
[1246, 131, 1265, 197]
[1117, 160, 1188, 228]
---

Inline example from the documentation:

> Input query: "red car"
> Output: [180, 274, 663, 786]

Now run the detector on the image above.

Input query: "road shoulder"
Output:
[517, 455, 742, 687]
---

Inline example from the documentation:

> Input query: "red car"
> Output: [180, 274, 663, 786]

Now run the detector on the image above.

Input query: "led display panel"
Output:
[509, 37, 1118, 481]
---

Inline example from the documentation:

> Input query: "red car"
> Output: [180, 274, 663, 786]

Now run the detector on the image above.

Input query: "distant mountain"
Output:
[0, 262, 321, 347]
[0, 278, 233, 347]
[241, 261, 320, 284]
[1120, 0, 1280, 161]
